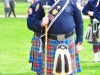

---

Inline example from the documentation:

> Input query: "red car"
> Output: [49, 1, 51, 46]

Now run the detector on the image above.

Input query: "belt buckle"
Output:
[57, 34, 65, 41]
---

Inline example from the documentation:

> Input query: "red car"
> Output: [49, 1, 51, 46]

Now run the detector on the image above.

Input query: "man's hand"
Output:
[76, 44, 82, 54]
[88, 11, 94, 16]
[41, 16, 49, 27]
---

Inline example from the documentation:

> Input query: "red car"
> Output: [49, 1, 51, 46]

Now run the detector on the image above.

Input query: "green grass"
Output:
[0, 2, 30, 15]
[0, 18, 36, 75]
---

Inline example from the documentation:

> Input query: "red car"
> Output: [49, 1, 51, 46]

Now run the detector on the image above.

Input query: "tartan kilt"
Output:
[40, 35, 82, 75]
[29, 35, 82, 75]
[29, 36, 42, 72]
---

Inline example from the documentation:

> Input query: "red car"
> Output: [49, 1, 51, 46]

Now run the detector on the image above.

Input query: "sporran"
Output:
[53, 44, 72, 75]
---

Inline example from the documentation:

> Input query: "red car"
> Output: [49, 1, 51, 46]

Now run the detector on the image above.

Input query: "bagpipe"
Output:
[85, 19, 100, 42]
[96, 23, 100, 42]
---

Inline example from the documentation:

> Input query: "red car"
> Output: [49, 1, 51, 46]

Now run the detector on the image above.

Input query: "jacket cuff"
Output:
[76, 37, 83, 44]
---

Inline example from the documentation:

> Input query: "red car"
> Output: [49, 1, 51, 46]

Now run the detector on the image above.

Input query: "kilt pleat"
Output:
[29, 36, 42, 72]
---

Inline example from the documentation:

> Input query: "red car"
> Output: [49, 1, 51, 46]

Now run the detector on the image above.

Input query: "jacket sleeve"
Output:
[26, 2, 44, 32]
[27, 17, 42, 32]
[33, 2, 45, 31]
[73, 2, 84, 43]
[94, 4, 100, 21]
[82, 1, 91, 15]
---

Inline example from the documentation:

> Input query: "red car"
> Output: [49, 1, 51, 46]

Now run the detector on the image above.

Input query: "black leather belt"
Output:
[48, 31, 74, 41]
[34, 32, 41, 37]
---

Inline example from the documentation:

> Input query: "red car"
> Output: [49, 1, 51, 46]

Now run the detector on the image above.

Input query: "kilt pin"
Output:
[29, 35, 82, 75]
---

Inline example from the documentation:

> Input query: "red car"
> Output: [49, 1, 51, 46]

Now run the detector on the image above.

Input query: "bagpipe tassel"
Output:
[96, 25, 100, 42]
[53, 44, 72, 75]
[85, 23, 93, 42]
